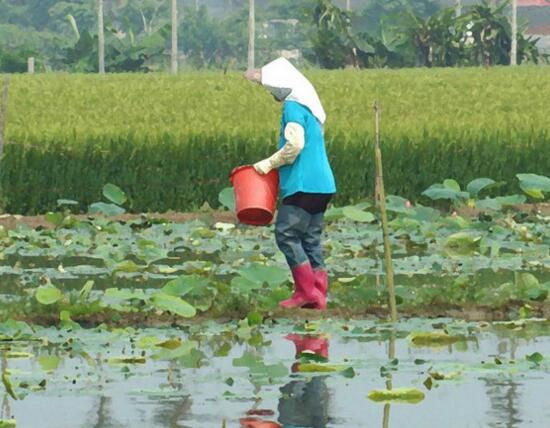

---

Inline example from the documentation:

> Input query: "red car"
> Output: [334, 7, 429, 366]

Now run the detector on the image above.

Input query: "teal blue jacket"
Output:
[278, 101, 336, 198]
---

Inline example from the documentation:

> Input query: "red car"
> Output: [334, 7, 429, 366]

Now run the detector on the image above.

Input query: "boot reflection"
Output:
[277, 333, 330, 428]
[240, 416, 281, 428]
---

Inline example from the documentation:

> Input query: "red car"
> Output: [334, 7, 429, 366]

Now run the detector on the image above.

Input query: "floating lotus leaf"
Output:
[409, 331, 462, 347]
[368, 387, 425, 403]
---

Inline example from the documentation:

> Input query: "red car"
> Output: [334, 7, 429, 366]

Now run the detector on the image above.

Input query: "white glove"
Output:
[253, 158, 273, 175]
[253, 123, 304, 175]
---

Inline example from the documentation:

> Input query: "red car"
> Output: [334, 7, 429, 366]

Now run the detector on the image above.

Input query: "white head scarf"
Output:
[261, 57, 326, 124]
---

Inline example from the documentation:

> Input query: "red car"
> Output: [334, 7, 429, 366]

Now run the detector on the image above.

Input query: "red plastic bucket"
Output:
[229, 165, 279, 226]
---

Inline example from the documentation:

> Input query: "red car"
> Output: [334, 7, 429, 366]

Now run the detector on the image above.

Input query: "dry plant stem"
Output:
[0, 78, 9, 158]
[374, 101, 398, 323]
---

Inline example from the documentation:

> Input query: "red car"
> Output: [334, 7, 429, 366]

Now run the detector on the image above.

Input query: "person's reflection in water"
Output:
[277, 333, 330, 428]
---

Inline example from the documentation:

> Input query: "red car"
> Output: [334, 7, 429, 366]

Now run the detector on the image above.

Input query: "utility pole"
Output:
[171, 0, 178, 74]
[247, 0, 255, 69]
[455, 0, 462, 16]
[511, 0, 517, 66]
[346, 0, 351, 11]
[97, 0, 105, 74]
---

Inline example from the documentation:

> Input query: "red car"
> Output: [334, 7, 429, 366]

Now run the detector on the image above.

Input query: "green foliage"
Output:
[312, 0, 544, 69]
[308, 0, 355, 69]
[179, 6, 233, 69]
[0, 46, 33, 73]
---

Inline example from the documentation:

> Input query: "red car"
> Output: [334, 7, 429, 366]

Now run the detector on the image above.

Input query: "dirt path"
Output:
[1, 202, 549, 231]
[13, 300, 550, 328]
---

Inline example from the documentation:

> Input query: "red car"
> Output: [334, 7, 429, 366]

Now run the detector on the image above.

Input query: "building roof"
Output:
[526, 24, 550, 35]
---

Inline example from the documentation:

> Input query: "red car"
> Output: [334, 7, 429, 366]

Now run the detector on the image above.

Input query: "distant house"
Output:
[525, 24, 550, 54]
[277, 48, 301, 61]
[263, 19, 303, 61]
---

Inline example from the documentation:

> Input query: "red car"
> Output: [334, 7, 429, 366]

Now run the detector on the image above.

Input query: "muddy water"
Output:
[1, 319, 549, 428]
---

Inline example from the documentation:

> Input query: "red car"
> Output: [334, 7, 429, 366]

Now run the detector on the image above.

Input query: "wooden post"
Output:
[373, 101, 398, 323]
[27, 57, 35, 74]
[247, 0, 255, 69]
[0, 78, 9, 159]
[511, 0, 518, 66]
[171, 0, 178, 74]
[1, 355, 13, 417]
[98, 0, 105, 74]
[382, 334, 396, 428]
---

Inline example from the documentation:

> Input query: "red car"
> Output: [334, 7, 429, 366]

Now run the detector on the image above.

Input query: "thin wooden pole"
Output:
[171, 0, 178, 74]
[382, 333, 396, 428]
[0, 78, 9, 159]
[373, 101, 398, 323]
[511, 0, 518, 66]
[98, 0, 105, 74]
[1, 355, 13, 417]
[247, 0, 255, 69]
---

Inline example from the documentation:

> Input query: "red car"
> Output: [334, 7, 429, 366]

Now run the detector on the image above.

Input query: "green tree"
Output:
[179, 5, 230, 69]
[456, 0, 512, 66]
[399, 7, 461, 67]
[307, 0, 356, 68]
[359, 0, 441, 36]
[457, 0, 542, 66]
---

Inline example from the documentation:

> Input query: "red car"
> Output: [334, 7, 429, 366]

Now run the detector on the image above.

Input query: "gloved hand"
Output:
[253, 158, 272, 175]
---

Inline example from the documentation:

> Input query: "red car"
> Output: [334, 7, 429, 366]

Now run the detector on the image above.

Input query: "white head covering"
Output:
[261, 57, 326, 124]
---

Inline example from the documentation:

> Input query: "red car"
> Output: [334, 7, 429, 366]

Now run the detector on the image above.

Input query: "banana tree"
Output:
[308, 0, 357, 68]
[456, 0, 511, 66]
[64, 18, 168, 72]
[399, 7, 462, 67]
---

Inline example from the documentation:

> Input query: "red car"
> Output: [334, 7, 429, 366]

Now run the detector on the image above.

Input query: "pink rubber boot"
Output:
[303, 269, 329, 309]
[279, 263, 326, 310]
[285, 334, 329, 359]
[313, 269, 328, 296]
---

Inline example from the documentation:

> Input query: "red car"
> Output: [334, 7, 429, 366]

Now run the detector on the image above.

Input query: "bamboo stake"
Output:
[1, 354, 12, 418]
[373, 101, 398, 322]
[0, 78, 9, 159]
[382, 334, 396, 428]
